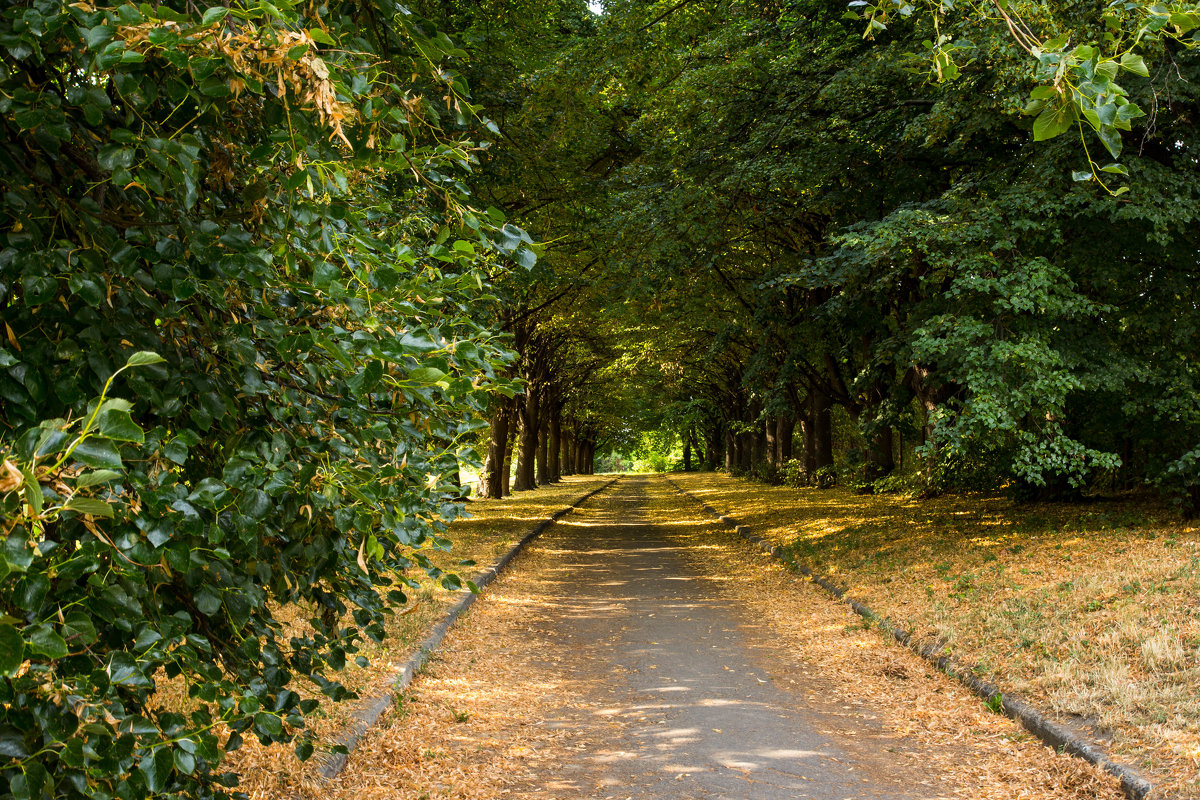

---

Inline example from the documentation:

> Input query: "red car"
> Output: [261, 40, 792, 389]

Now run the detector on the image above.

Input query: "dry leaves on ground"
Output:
[670, 471, 1199, 797]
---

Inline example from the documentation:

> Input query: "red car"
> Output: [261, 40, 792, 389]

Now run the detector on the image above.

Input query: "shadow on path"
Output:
[524, 477, 929, 800]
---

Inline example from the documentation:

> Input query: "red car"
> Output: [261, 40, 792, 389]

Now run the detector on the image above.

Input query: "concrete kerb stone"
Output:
[316, 475, 623, 781]
[664, 475, 1154, 800]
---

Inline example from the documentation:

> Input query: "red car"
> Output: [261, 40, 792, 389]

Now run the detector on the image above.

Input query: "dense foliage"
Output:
[0, 1, 531, 797]
[469, 0, 1200, 506]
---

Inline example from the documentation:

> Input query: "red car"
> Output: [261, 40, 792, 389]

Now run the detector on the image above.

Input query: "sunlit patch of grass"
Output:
[672, 471, 1200, 796]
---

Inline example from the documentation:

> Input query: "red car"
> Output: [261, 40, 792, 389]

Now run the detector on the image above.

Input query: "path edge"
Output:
[663, 475, 1155, 800]
[315, 475, 622, 780]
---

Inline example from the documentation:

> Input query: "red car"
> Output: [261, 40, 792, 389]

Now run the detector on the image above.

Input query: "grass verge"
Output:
[670, 471, 1200, 798]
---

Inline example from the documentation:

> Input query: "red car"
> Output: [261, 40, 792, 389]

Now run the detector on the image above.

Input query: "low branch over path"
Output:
[316, 477, 1121, 800]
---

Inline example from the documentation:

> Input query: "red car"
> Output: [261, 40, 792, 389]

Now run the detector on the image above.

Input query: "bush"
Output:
[781, 459, 807, 487]
[0, 4, 522, 799]
[752, 461, 782, 485]
[813, 465, 838, 489]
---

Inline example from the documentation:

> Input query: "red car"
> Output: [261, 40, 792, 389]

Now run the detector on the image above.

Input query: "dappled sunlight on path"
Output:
[319, 476, 1123, 800]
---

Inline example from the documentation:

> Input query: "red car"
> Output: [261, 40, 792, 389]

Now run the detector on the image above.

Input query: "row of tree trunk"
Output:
[476, 388, 597, 498]
[686, 389, 838, 478]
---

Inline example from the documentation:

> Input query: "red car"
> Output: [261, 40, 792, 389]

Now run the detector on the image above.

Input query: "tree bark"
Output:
[478, 403, 510, 499]
[802, 391, 834, 474]
[514, 386, 539, 491]
[778, 416, 795, 463]
[536, 392, 549, 485]
[765, 417, 780, 466]
[501, 408, 515, 497]
[548, 411, 561, 482]
[864, 425, 895, 480]
[706, 423, 722, 471]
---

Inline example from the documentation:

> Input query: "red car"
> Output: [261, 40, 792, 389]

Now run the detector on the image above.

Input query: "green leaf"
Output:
[1116, 102, 1146, 122]
[1100, 163, 1129, 176]
[21, 466, 42, 518]
[125, 351, 166, 367]
[294, 738, 314, 761]
[255, 711, 283, 737]
[409, 367, 449, 385]
[62, 611, 98, 645]
[1032, 102, 1074, 141]
[0, 727, 29, 758]
[65, 497, 115, 518]
[68, 274, 105, 306]
[308, 28, 336, 46]
[1097, 125, 1122, 158]
[1071, 171, 1093, 182]
[139, 747, 174, 793]
[195, 585, 221, 616]
[99, 408, 145, 443]
[0, 625, 24, 676]
[28, 623, 68, 659]
[1118, 52, 1149, 76]
[72, 439, 122, 469]
[174, 748, 196, 775]
[76, 469, 121, 488]
[108, 652, 153, 688]
[514, 246, 537, 269]
[85, 25, 115, 49]
[202, 6, 230, 25]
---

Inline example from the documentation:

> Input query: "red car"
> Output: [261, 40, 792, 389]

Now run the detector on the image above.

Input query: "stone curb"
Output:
[316, 475, 623, 780]
[664, 475, 1154, 800]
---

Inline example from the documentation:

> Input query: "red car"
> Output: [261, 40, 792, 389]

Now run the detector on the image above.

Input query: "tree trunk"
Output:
[751, 427, 765, 470]
[693, 428, 707, 468]
[548, 412, 561, 482]
[501, 410, 514, 497]
[778, 416, 795, 463]
[575, 439, 588, 474]
[683, 438, 692, 472]
[724, 428, 736, 471]
[536, 395, 549, 485]
[802, 392, 834, 474]
[514, 387, 538, 491]
[864, 425, 895, 480]
[737, 428, 753, 472]
[765, 417, 779, 466]
[479, 404, 510, 499]
[707, 424, 722, 471]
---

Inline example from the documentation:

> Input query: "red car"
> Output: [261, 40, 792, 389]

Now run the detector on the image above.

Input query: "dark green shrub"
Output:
[0, 3, 527, 798]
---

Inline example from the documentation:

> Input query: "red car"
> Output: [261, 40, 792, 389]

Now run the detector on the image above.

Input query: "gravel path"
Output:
[534, 478, 930, 799]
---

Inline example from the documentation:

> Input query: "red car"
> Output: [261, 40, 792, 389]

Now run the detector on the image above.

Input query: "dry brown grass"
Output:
[199, 476, 613, 798]
[670, 471, 1200, 797]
